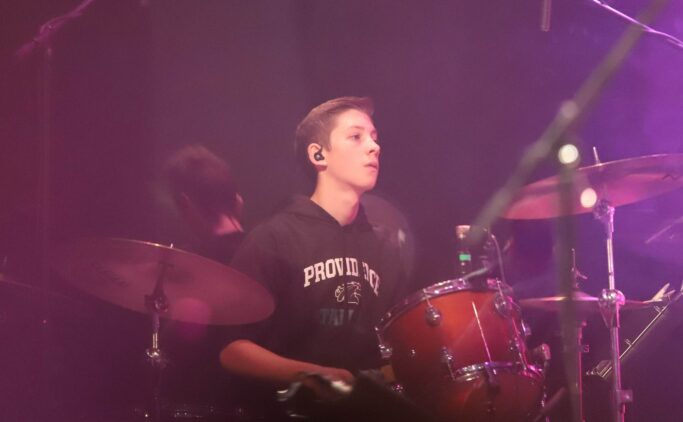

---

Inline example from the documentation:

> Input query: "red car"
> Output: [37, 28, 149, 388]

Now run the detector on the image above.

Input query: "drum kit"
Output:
[375, 153, 683, 421]
[6, 153, 680, 421]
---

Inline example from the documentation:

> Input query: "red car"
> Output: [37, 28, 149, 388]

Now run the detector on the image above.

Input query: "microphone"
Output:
[453, 225, 499, 280]
[454, 225, 474, 277]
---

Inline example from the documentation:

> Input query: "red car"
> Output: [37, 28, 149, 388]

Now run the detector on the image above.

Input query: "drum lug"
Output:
[531, 343, 552, 374]
[425, 305, 442, 326]
[440, 346, 457, 381]
[521, 319, 532, 339]
[508, 336, 524, 355]
[390, 382, 405, 394]
[509, 337, 531, 370]
[378, 342, 393, 359]
[494, 293, 514, 318]
[376, 329, 393, 359]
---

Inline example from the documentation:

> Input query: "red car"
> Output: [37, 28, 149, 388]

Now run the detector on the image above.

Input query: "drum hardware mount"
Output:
[451, 362, 506, 394]
[425, 303, 442, 326]
[598, 288, 625, 328]
[588, 285, 682, 380]
[144, 260, 171, 370]
[594, 197, 632, 421]
[484, 363, 501, 394]
[521, 320, 532, 339]
[390, 382, 405, 394]
[378, 341, 393, 360]
[440, 347, 457, 381]
[144, 257, 174, 422]
[508, 337, 525, 356]
[531, 344, 552, 373]
[565, 249, 591, 422]
[494, 292, 515, 318]
[512, 333, 533, 373]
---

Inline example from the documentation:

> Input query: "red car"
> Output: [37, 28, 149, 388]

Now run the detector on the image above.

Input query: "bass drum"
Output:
[376, 278, 543, 421]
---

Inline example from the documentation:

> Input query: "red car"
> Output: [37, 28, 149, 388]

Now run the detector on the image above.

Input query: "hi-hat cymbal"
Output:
[504, 154, 683, 220]
[519, 291, 656, 314]
[52, 237, 274, 325]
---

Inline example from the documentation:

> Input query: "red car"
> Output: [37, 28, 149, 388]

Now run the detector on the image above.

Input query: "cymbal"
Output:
[504, 154, 683, 220]
[52, 237, 274, 325]
[519, 291, 656, 314]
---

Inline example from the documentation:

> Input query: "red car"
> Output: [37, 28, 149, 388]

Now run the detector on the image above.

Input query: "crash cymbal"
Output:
[519, 291, 656, 314]
[52, 237, 274, 325]
[504, 154, 683, 220]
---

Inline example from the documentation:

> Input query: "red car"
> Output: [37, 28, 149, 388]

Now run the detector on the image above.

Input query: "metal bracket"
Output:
[440, 347, 456, 381]
[425, 305, 442, 326]
[378, 342, 393, 360]
[618, 389, 634, 405]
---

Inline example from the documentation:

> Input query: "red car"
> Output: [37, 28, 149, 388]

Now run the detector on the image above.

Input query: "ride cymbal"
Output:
[504, 154, 683, 220]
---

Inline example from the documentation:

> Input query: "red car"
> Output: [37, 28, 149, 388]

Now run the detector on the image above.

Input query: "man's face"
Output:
[323, 109, 380, 194]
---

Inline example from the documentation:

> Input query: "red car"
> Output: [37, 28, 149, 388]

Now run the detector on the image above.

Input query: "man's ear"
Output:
[307, 143, 327, 166]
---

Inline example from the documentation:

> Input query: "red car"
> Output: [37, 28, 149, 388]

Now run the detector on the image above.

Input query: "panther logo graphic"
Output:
[334, 281, 362, 305]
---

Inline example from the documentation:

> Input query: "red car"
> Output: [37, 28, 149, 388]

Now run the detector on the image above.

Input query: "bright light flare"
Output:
[580, 188, 598, 209]
[558, 144, 580, 165]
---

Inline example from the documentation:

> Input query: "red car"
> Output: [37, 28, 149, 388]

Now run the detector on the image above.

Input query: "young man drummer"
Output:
[220, 97, 409, 410]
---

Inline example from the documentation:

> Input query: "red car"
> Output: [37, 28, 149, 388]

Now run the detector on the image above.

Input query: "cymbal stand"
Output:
[570, 249, 589, 422]
[144, 260, 172, 422]
[593, 199, 631, 422]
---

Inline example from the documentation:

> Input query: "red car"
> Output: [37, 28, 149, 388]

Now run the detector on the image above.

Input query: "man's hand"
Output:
[316, 366, 355, 384]
[221, 339, 355, 386]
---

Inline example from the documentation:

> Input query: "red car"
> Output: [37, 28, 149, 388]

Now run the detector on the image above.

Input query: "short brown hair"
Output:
[164, 145, 238, 219]
[294, 96, 374, 178]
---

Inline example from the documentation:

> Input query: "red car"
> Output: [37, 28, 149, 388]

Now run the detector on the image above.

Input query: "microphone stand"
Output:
[13, 2, 97, 418]
[13, 0, 100, 247]
[591, 0, 683, 52]
[14, 0, 97, 63]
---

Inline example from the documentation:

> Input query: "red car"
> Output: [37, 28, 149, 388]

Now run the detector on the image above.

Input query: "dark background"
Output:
[2, 0, 683, 420]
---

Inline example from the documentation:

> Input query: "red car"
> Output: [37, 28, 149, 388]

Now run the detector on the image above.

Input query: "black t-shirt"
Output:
[230, 196, 409, 373]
